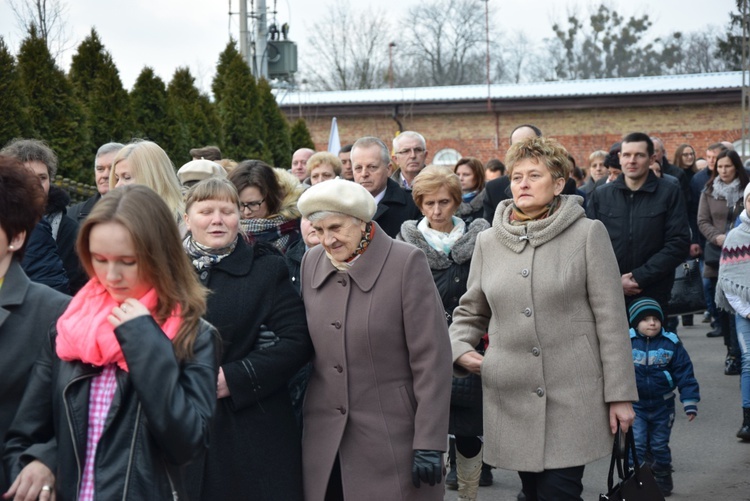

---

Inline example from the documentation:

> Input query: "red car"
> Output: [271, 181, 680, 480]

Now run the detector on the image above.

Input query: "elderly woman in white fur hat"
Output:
[297, 179, 452, 501]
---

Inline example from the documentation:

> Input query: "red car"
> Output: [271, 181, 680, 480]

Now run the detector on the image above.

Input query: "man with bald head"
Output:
[291, 148, 315, 182]
[482, 124, 543, 222]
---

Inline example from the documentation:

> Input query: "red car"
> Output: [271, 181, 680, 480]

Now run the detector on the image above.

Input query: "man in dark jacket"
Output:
[352, 136, 420, 238]
[587, 132, 690, 311]
[67, 142, 124, 222]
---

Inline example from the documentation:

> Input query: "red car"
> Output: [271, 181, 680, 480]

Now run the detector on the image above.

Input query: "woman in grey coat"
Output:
[450, 137, 637, 500]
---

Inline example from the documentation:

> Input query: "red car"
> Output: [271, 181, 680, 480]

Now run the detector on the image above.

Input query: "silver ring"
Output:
[121, 304, 128, 313]
[41, 485, 51, 492]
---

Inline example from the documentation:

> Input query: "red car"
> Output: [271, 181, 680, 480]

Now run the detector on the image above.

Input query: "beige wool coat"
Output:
[300, 222, 452, 501]
[450, 195, 638, 473]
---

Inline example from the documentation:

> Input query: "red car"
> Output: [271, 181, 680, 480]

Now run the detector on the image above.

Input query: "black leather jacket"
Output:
[3, 315, 218, 501]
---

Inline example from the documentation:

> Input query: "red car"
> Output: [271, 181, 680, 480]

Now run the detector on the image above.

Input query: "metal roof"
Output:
[274, 72, 742, 107]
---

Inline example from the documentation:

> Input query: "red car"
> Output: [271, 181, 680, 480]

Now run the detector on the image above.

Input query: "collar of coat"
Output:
[0, 260, 31, 310]
[492, 195, 585, 253]
[455, 189, 486, 218]
[204, 238, 255, 277]
[308, 221, 391, 292]
[610, 170, 660, 193]
[398, 218, 490, 269]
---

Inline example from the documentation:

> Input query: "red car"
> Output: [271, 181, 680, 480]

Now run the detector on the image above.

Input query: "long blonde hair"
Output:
[77, 185, 207, 360]
[110, 140, 185, 219]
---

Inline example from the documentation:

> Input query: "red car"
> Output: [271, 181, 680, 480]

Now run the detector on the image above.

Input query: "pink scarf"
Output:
[56, 279, 182, 372]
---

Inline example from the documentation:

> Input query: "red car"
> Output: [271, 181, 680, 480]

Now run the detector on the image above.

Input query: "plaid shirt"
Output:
[79, 365, 118, 501]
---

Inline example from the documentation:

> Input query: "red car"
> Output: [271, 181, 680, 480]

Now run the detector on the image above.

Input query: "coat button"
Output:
[531, 347, 540, 357]
[338, 278, 348, 286]
[332, 321, 342, 329]
[200, 271, 208, 281]
[337, 406, 347, 415]
[536, 387, 545, 397]
[334, 365, 343, 373]
[521, 269, 530, 277]
[524, 308, 532, 317]
[454, 276, 460, 282]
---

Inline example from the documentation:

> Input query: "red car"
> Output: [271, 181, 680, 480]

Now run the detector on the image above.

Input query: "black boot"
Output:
[479, 462, 493, 486]
[738, 408, 750, 441]
[725, 354, 741, 375]
[446, 437, 458, 490]
[653, 467, 673, 497]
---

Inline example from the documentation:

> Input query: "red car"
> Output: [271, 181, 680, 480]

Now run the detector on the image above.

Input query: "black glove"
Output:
[252, 324, 279, 351]
[411, 449, 442, 488]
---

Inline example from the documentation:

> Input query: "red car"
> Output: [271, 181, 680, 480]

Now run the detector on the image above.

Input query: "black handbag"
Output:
[667, 259, 704, 316]
[703, 242, 722, 267]
[599, 425, 665, 501]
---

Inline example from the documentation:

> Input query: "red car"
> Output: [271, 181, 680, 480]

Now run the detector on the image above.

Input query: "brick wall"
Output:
[292, 103, 741, 168]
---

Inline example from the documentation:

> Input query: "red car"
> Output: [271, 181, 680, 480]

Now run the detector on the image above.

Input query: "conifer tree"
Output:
[212, 42, 270, 163]
[290, 118, 315, 151]
[258, 78, 291, 168]
[165, 67, 219, 166]
[16, 26, 90, 181]
[0, 36, 32, 144]
[69, 29, 133, 151]
[130, 66, 170, 145]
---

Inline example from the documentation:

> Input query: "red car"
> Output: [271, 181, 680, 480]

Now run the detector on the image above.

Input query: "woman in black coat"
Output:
[397, 166, 490, 501]
[182, 178, 313, 500]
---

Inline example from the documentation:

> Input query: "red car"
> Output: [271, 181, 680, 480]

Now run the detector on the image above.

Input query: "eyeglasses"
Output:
[395, 147, 426, 156]
[240, 199, 264, 211]
[682, 152, 695, 157]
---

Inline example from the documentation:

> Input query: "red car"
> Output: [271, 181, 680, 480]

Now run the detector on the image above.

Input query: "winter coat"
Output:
[373, 178, 422, 238]
[3, 315, 218, 501]
[689, 168, 712, 246]
[697, 189, 745, 278]
[450, 195, 638, 472]
[455, 190, 486, 224]
[21, 218, 69, 294]
[0, 261, 69, 491]
[586, 171, 690, 308]
[184, 239, 312, 500]
[66, 193, 101, 223]
[398, 217, 490, 437]
[630, 328, 700, 408]
[46, 186, 86, 293]
[284, 237, 306, 295]
[482, 176, 511, 223]
[300, 222, 452, 501]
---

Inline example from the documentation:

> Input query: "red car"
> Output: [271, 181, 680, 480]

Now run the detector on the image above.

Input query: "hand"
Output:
[456, 351, 484, 375]
[252, 325, 279, 351]
[3, 460, 55, 501]
[108, 298, 150, 328]
[689, 243, 702, 258]
[687, 413, 696, 422]
[621, 273, 642, 296]
[411, 450, 442, 488]
[217, 367, 230, 399]
[609, 401, 635, 434]
[716, 234, 726, 247]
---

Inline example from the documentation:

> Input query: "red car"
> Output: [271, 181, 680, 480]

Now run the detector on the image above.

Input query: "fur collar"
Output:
[492, 195, 585, 253]
[273, 168, 303, 221]
[456, 189, 485, 218]
[399, 218, 490, 269]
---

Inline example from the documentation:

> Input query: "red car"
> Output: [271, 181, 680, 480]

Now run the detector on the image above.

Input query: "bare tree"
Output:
[301, 1, 391, 91]
[397, 0, 489, 87]
[8, 0, 71, 60]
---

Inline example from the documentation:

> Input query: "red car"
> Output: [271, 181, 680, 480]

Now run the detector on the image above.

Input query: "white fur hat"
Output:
[297, 179, 376, 222]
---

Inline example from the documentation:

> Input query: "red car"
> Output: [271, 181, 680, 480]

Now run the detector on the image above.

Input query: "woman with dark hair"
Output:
[228, 160, 301, 253]
[398, 165, 490, 501]
[4, 185, 217, 500]
[698, 149, 749, 374]
[181, 178, 312, 500]
[0, 157, 70, 494]
[451, 136, 636, 500]
[454, 157, 487, 223]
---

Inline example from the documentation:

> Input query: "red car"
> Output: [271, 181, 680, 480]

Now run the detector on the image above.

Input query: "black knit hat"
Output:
[628, 298, 664, 329]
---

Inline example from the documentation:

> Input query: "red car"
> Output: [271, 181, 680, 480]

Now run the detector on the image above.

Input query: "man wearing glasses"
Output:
[390, 131, 429, 190]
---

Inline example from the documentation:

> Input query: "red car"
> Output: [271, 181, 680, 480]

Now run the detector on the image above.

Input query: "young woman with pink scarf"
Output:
[3, 185, 218, 501]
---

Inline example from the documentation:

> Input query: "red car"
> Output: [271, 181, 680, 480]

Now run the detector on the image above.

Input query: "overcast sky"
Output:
[0, 0, 737, 94]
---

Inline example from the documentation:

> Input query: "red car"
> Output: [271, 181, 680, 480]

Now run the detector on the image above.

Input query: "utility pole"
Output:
[255, 0, 269, 79]
[742, 0, 749, 157]
[483, 0, 491, 113]
[239, 0, 249, 63]
[388, 42, 396, 88]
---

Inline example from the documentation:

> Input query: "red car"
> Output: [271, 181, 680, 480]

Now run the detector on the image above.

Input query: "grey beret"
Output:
[297, 179, 377, 222]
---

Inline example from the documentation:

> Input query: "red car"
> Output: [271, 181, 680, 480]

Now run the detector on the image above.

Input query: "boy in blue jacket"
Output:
[628, 297, 700, 497]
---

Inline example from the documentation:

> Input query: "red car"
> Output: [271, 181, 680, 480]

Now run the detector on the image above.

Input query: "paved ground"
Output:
[443, 319, 750, 500]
